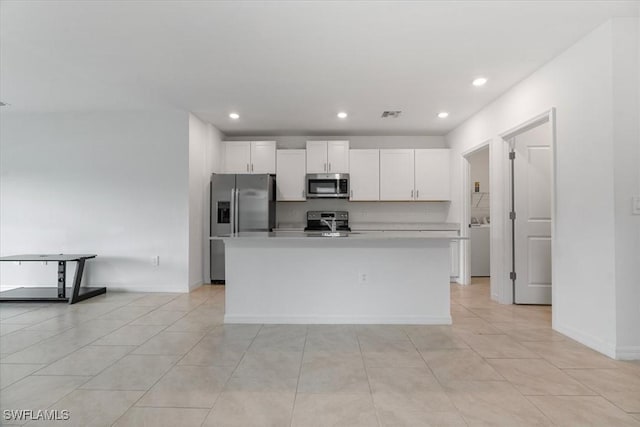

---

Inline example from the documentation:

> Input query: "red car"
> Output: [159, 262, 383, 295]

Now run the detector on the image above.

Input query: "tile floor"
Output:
[0, 278, 639, 426]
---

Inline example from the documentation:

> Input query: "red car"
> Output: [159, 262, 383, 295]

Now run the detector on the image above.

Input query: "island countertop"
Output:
[210, 231, 466, 241]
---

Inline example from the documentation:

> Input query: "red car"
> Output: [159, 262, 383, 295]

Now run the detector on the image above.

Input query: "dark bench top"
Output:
[0, 254, 97, 262]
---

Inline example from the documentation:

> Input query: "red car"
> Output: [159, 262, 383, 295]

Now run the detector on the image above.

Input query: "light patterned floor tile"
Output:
[203, 391, 295, 427]
[527, 395, 640, 426]
[112, 407, 209, 427]
[291, 393, 378, 427]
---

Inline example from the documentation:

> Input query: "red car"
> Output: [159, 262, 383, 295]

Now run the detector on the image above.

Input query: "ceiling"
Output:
[1, 1, 638, 136]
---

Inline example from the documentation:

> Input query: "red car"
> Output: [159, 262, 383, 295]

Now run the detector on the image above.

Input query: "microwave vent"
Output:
[381, 111, 402, 118]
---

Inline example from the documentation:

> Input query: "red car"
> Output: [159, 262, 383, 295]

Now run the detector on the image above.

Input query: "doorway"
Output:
[468, 147, 491, 279]
[505, 118, 553, 305]
[459, 109, 556, 307]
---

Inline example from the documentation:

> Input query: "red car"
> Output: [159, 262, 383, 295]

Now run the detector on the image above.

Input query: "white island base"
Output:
[217, 233, 455, 325]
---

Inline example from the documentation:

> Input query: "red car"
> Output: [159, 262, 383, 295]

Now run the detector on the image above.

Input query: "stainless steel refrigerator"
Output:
[210, 173, 276, 283]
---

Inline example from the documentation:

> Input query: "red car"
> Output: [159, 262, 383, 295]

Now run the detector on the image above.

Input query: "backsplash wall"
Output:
[277, 200, 451, 226]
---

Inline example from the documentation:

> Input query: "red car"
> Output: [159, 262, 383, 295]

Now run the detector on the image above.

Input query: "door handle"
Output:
[235, 188, 240, 233]
[230, 189, 236, 234]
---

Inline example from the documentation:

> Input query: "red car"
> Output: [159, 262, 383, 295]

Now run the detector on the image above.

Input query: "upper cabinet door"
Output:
[250, 141, 276, 174]
[379, 149, 415, 201]
[327, 140, 350, 173]
[414, 149, 450, 200]
[306, 141, 328, 173]
[224, 141, 251, 173]
[349, 149, 379, 201]
[276, 149, 306, 201]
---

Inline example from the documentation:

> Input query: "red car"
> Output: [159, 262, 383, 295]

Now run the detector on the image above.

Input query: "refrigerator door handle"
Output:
[234, 188, 240, 234]
[230, 188, 236, 234]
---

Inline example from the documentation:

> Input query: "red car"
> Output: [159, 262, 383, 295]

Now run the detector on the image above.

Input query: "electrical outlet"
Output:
[359, 273, 368, 284]
[151, 256, 160, 267]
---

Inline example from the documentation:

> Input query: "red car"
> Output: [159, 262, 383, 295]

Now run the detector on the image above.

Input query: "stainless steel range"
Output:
[304, 211, 350, 232]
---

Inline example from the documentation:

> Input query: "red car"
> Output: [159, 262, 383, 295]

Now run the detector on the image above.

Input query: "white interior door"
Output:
[512, 121, 552, 304]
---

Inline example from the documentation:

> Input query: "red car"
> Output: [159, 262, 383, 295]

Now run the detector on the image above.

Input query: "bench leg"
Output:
[69, 259, 85, 304]
[58, 261, 66, 298]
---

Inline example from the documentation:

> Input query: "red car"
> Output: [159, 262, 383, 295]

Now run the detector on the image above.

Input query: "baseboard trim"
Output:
[106, 285, 187, 293]
[553, 322, 616, 359]
[615, 346, 640, 360]
[189, 281, 204, 291]
[224, 315, 452, 325]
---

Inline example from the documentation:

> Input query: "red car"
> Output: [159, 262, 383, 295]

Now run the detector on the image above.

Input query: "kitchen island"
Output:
[211, 231, 464, 325]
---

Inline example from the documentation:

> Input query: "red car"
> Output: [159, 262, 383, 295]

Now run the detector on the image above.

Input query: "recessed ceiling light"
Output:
[472, 77, 488, 87]
[337, 112, 348, 119]
[229, 113, 240, 120]
[438, 112, 449, 119]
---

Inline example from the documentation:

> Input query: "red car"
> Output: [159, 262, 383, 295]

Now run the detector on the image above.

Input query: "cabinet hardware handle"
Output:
[416, 190, 419, 198]
[350, 189, 353, 198]
[411, 189, 414, 199]
[324, 163, 327, 172]
[328, 163, 331, 172]
[246, 163, 249, 172]
[251, 164, 254, 172]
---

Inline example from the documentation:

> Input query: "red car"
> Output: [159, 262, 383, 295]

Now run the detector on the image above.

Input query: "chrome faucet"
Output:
[321, 218, 337, 232]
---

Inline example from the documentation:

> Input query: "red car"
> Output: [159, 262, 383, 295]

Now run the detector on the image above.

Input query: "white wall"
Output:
[188, 113, 223, 289]
[227, 135, 450, 226]
[612, 17, 640, 358]
[277, 200, 451, 226]
[0, 111, 191, 292]
[446, 18, 640, 359]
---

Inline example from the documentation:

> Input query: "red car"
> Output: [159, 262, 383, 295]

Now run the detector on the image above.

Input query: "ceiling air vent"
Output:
[381, 111, 402, 118]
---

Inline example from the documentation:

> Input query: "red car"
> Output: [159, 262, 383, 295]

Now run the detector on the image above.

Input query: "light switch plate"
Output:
[633, 196, 640, 215]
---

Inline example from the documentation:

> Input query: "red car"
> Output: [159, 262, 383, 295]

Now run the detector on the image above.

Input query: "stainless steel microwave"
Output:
[306, 173, 350, 199]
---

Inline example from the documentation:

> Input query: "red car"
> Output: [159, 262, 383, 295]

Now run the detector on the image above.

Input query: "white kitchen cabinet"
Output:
[327, 141, 349, 173]
[306, 140, 350, 173]
[415, 149, 450, 200]
[276, 149, 306, 201]
[450, 240, 460, 278]
[223, 141, 252, 173]
[349, 149, 379, 201]
[250, 141, 276, 174]
[379, 149, 415, 201]
[306, 141, 327, 173]
[223, 141, 276, 174]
